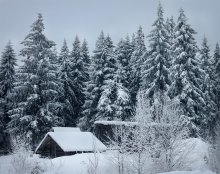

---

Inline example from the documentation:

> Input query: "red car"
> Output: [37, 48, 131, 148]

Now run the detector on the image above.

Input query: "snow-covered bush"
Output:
[8, 149, 44, 174]
[7, 137, 45, 174]
[135, 92, 191, 173]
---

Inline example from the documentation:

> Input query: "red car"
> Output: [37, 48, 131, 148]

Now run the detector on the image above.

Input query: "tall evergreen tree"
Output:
[95, 35, 118, 121]
[58, 39, 76, 126]
[200, 37, 216, 138]
[213, 43, 220, 140]
[70, 36, 88, 124]
[81, 32, 124, 129]
[0, 42, 17, 124]
[81, 39, 90, 82]
[8, 14, 64, 147]
[80, 31, 106, 129]
[141, 3, 171, 115]
[129, 26, 146, 108]
[0, 42, 17, 152]
[58, 39, 69, 65]
[97, 35, 132, 121]
[115, 36, 133, 88]
[168, 9, 205, 136]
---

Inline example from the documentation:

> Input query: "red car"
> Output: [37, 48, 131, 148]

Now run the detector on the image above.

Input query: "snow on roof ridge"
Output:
[94, 120, 138, 126]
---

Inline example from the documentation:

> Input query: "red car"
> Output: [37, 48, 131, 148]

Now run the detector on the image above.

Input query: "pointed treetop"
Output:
[157, 1, 164, 20]
[125, 34, 130, 43]
[82, 39, 88, 47]
[105, 34, 114, 49]
[1, 41, 16, 62]
[61, 39, 69, 51]
[215, 43, 220, 54]
[81, 39, 90, 68]
[214, 43, 220, 65]
[2, 41, 13, 52]
[73, 35, 80, 45]
[71, 36, 81, 59]
[72, 36, 81, 50]
[20, 13, 55, 58]
[95, 31, 105, 50]
[178, 8, 187, 24]
[135, 26, 146, 52]
[81, 39, 89, 55]
[30, 13, 44, 33]
[59, 39, 69, 62]
[201, 36, 210, 55]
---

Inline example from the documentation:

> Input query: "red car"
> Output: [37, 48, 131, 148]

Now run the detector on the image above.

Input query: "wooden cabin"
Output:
[35, 130, 107, 158]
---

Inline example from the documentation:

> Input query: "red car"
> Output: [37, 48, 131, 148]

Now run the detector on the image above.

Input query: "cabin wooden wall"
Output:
[37, 135, 94, 158]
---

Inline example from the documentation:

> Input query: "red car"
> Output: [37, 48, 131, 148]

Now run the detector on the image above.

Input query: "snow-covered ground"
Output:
[0, 138, 216, 174]
[159, 171, 215, 174]
[43, 153, 117, 174]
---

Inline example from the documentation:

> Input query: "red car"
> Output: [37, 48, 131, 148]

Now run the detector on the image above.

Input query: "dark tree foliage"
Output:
[0, 42, 17, 152]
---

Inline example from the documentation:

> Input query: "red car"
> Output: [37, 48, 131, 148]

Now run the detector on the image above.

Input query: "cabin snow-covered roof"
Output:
[35, 132, 107, 153]
[52, 127, 81, 132]
[94, 120, 138, 126]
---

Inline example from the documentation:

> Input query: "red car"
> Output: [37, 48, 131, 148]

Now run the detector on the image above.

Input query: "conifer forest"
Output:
[0, 1, 220, 174]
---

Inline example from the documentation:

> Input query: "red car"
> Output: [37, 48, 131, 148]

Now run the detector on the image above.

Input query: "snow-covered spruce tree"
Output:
[141, 2, 171, 121]
[70, 36, 88, 124]
[58, 39, 69, 65]
[0, 42, 17, 152]
[209, 43, 220, 174]
[129, 26, 146, 109]
[115, 36, 133, 89]
[8, 14, 64, 147]
[212, 43, 220, 140]
[214, 43, 220, 103]
[113, 36, 134, 120]
[213, 43, 220, 110]
[58, 39, 77, 126]
[95, 35, 118, 121]
[199, 37, 216, 139]
[81, 39, 91, 82]
[96, 35, 132, 121]
[80, 31, 106, 130]
[168, 9, 205, 136]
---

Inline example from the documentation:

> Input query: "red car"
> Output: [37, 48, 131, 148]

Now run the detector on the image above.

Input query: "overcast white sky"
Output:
[0, 0, 219, 61]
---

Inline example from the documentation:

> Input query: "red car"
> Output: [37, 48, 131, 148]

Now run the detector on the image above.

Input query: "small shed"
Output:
[35, 132, 107, 158]
[94, 121, 138, 145]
